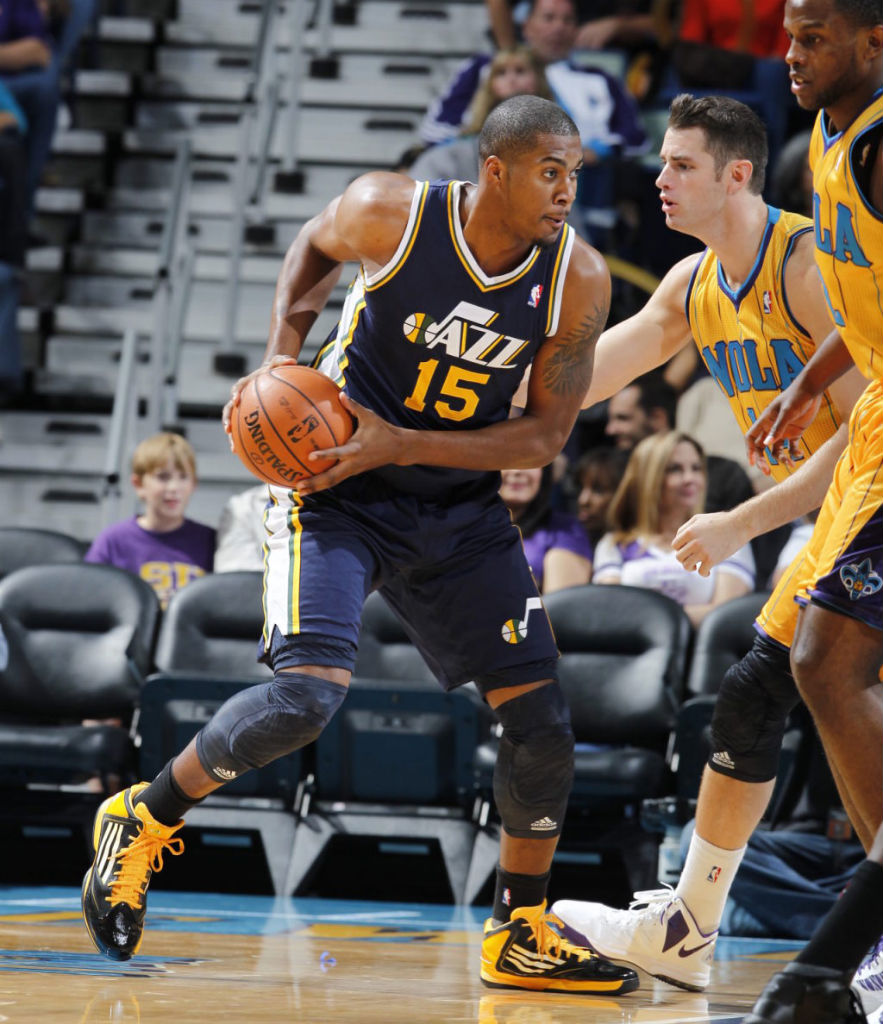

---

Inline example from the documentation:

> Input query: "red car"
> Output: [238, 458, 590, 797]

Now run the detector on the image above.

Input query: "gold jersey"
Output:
[685, 205, 842, 483]
[809, 90, 883, 381]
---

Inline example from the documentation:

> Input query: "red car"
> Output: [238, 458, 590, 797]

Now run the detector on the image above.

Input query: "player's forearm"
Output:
[730, 426, 846, 538]
[580, 321, 670, 409]
[795, 329, 857, 397]
[264, 230, 342, 363]
[394, 413, 570, 472]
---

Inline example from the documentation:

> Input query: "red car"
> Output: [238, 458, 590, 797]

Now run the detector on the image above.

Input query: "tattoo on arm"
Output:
[541, 299, 608, 397]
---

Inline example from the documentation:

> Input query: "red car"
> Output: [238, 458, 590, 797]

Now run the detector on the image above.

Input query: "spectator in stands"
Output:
[604, 370, 756, 515]
[0, 80, 27, 398]
[500, 464, 592, 593]
[409, 45, 553, 183]
[213, 483, 268, 573]
[485, 0, 669, 103]
[593, 431, 754, 626]
[0, 0, 59, 215]
[85, 432, 215, 609]
[572, 445, 628, 549]
[420, 0, 647, 244]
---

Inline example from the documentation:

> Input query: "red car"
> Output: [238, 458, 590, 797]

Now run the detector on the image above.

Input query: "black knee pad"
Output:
[493, 683, 574, 839]
[709, 635, 800, 783]
[196, 671, 347, 783]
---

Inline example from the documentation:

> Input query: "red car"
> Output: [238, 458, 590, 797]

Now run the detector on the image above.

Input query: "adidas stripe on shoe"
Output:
[81, 783, 184, 961]
[480, 901, 639, 995]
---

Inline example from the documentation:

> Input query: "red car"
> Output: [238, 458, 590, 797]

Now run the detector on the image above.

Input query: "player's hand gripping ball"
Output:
[231, 364, 354, 487]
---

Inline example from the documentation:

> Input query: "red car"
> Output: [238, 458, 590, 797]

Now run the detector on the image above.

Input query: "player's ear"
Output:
[484, 154, 504, 186]
[863, 24, 883, 63]
[728, 158, 753, 192]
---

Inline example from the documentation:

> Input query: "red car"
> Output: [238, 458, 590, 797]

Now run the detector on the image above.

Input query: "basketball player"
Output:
[541, 93, 867, 993]
[80, 95, 639, 995]
[741, 0, 883, 1019]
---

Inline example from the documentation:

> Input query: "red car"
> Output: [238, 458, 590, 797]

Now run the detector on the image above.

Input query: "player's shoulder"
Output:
[564, 231, 610, 288]
[340, 171, 420, 219]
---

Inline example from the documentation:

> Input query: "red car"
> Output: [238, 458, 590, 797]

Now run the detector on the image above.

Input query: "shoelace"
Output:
[108, 829, 185, 909]
[627, 885, 676, 914]
[525, 912, 594, 963]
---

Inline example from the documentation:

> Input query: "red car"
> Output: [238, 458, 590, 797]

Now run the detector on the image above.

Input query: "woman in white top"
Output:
[592, 431, 755, 626]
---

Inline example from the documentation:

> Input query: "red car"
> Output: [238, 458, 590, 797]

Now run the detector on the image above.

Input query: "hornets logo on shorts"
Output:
[501, 618, 528, 644]
[403, 312, 436, 345]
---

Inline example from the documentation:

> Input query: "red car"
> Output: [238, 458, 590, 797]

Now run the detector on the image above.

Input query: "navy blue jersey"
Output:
[313, 179, 575, 498]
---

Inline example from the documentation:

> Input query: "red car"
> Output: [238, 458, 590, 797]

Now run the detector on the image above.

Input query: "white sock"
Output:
[674, 831, 746, 935]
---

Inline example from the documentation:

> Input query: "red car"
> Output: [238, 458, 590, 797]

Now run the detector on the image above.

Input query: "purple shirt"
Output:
[521, 510, 593, 590]
[85, 516, 216, 608]
[0, 0, 51, 46]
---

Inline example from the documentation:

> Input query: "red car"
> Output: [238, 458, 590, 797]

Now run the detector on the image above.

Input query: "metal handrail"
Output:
[280, 0, 308, 177]
[100, 327, 138, 529]
[147, 137, 191, 434]
[220, 0, 279, 354]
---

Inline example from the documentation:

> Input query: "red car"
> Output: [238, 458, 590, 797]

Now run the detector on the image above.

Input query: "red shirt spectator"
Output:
[679, 0, 788, 59]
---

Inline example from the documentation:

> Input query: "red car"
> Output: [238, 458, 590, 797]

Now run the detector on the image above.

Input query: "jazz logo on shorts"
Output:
[840, 558, 883, 601]
[501, 597, 543, 644]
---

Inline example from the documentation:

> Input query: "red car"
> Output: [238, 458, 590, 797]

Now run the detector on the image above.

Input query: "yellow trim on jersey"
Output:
[545, 224, 573, 336]
[446, 182, 542, 291]
[365, 180, 430, 292]
[286, 493, 304, 635]
[312, 276, 367, 387]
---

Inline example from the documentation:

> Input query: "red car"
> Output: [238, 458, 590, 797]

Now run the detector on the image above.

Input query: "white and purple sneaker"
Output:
[853, 935, 883, 1018]
[551, 887, 717, 991]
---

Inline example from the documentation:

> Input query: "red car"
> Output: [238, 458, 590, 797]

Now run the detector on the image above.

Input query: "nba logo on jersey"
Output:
[762, 290, 772, 315]
[528, 284, 543, 308]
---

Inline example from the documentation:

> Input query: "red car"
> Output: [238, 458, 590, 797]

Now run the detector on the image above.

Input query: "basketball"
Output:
[231, 364, 354, 487]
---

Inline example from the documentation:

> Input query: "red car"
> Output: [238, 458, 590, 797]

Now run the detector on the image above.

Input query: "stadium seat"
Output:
[152, 569, 271, 679]
[0, 562, 160, 791]
[0, 526, 87, 581]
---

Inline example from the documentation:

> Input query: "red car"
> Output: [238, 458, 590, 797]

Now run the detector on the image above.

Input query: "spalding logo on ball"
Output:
[231, 364, 354, 487]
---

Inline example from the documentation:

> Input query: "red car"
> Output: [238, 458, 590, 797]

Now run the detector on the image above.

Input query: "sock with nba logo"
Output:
[492, 866, 550, 925]
[675, 831, 746, 934]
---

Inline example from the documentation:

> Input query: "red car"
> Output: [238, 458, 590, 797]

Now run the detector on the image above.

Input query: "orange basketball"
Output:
[231, 364, 354, 487]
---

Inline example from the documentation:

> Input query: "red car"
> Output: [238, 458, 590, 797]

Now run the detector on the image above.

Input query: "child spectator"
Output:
[500, 464, 592, 593]
[593, 431, 754, 626]
[85, 432, 215, 608]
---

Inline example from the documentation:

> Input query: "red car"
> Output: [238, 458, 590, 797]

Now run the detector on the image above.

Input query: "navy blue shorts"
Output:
[260, 474, 559, 693]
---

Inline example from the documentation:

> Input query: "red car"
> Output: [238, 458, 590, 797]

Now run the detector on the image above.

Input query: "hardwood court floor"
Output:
[0, 887, 802, 1022]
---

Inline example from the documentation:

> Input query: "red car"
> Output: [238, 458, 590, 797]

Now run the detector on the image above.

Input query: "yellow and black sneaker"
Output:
[480, 902, 640, 995]
[81, 783, 184, 961]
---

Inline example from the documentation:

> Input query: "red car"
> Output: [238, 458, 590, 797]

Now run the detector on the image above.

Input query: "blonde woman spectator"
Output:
[593, 431, 754, 626]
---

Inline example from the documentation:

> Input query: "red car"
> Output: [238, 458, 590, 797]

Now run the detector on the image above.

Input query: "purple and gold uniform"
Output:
[685, 205, 845, 647]
[262, 180, 576, 689]
[792, 91, 883, 630]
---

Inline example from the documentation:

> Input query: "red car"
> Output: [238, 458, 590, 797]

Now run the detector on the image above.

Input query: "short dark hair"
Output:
[631, 370, 678, 427]
[478, 94, 578, 162]
[668, 93, 768, 195]
[832, 0, 883, 27]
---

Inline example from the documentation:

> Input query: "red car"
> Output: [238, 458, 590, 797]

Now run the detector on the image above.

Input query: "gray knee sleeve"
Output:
[709, 635, 800, 783]
[196, 671, 347, 783]
[493, 683, 574, 839]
